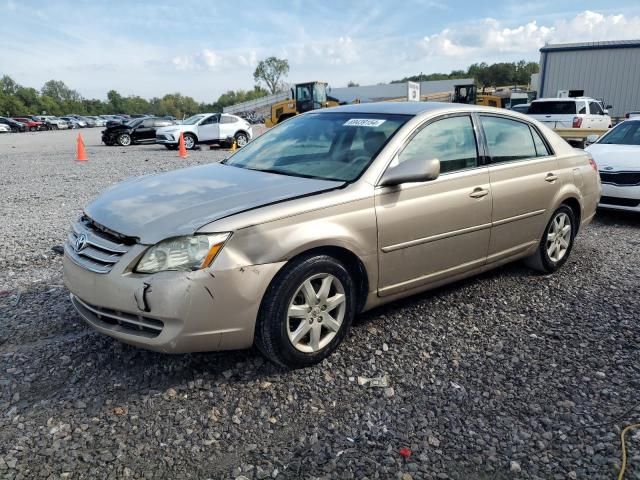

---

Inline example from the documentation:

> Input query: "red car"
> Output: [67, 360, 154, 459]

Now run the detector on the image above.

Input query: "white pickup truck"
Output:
[527, 97, 611, 146]
[155, 113, 252, 150]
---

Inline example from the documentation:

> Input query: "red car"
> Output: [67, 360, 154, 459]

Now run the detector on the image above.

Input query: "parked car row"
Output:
[99, 112, 253, 150]
[0, 113, 173, 133]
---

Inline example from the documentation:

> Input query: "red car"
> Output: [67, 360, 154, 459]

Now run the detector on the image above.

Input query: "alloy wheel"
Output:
[236, 134, 248, 147]
[286, 273, 346, 353]
[184, 135, 195, 149]
[546, 212, 572, 262]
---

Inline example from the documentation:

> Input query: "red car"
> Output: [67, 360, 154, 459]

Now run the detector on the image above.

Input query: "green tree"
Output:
[41, 80, 81, 103]
[0, 75, 19, 96]
[253, 57, 289, 94]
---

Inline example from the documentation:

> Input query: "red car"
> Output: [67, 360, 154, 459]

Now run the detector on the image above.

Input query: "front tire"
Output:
[525, 205, 576, 273]
[255, 254, 356, 369]
[116, 133, 131, 146]
[183, 134, 196, 150]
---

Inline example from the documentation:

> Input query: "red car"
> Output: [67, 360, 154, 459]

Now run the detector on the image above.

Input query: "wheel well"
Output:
[561, 197, 581, 232]
[183, 131, 197, 141]
[288, 246, 369, 313]
[235, 130, 249, 138]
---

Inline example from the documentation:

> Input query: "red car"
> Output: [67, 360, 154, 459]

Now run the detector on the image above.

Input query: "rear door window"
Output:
[528, 101, 577, 115]
[480, 116, 537, 163]
[221, 115, 238, 124]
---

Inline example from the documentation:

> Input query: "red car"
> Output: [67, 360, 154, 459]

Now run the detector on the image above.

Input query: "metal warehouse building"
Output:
[538, 40, 640, 118]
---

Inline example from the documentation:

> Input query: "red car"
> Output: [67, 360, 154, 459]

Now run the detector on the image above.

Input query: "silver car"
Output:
[64, 103, 600, 368]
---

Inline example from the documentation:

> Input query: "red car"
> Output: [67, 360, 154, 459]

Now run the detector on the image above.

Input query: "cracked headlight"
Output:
[135, 233, 231, 273]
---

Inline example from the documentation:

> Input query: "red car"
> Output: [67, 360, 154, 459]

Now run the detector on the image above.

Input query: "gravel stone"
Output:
[0, 128, 639, 479]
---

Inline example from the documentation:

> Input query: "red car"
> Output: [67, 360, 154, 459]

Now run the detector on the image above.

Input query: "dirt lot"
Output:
[1, 128, 639, 479]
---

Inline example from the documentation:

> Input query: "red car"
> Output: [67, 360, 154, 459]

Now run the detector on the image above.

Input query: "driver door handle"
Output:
[469, 187, 489, 199]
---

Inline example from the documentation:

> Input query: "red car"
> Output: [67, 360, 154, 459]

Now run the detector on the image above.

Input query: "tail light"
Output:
[572, 117, 583, 128]
[586, 153, 598, 172]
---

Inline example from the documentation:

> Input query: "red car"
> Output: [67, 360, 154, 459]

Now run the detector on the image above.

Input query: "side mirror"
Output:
[603, 110, 609, 115]
[586, 134, 599, 145]
[606, 104, 613, 109]
[380, 157, 440, 187]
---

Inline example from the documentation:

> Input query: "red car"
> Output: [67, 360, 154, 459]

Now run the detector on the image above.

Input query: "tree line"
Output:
[0, 58, 539, 118]
[392, 60, 539, 88]
[0, 58, 289, 118]
[0, 75, 269, 118]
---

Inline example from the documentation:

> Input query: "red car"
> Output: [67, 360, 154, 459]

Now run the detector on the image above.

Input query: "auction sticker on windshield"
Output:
[344, 119, 386, 127]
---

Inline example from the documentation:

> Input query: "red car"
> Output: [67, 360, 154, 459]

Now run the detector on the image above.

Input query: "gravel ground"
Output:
[1, 128, 639, 479]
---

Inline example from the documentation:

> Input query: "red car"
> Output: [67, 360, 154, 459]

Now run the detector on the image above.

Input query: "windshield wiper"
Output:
[236, 165, 341, 182]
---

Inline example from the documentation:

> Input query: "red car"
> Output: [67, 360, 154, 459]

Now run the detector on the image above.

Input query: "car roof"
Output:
[318, 101, 474, 116]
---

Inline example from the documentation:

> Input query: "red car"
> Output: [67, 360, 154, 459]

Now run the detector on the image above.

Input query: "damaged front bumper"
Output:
[63, 245, 285, 353]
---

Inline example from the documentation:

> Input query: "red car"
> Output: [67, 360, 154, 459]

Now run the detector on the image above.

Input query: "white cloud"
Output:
[419, 10, 640, 58]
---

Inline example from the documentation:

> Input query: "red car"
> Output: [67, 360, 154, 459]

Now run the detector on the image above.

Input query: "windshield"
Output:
[182, 114, 207, 125]
[598, 121, 640, 145]
[224, 112, 410, 182]
[528, 101, 576, 115]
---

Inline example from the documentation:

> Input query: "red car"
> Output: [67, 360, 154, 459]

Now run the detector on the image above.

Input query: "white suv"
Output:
[527, 97, 611, 145]
[155, 113, 252, 150]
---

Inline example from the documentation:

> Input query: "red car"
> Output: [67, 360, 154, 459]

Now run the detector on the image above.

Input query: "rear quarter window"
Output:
[528, 101, 577, 115]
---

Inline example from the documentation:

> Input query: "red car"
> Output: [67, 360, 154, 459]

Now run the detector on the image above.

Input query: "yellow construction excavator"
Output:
[264, 81, 340, 127]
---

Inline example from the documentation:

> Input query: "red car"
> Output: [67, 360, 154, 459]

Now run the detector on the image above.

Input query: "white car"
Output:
[155, 113, 252, 150]
[0, 124, 10, 133]
[527, 97, 612, 146]
[586, 119, 640, 212]
[38, 116, 69, 130]
[625, 111, 640, 120]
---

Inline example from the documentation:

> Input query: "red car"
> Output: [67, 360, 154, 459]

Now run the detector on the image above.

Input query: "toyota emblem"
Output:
[74, 233, 88, 252]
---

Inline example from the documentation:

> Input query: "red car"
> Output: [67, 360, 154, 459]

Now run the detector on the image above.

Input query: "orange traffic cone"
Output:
[178, 132, 188, 158]
[76, 133, 87, 161]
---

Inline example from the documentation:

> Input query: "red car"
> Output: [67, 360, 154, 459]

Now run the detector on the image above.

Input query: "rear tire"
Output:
[525, 205, 576, 273]
[255, 254, 356, 369]
[235, 132, 248, 148]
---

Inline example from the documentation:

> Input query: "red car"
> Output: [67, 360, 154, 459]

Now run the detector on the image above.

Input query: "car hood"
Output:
[104, 124, 131, 132]
[586, 144, 640, 170]
[84, 163, 344, 244]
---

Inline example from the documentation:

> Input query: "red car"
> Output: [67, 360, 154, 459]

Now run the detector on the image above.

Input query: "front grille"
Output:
[600, 196, 640, 207]
[71, 294, 164, 338]
[599, 171, 640, 186]
[64, 217, 132, 273]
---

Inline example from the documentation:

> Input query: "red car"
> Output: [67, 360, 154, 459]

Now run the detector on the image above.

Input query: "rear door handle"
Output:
[545, 173, 558, 183]
[469, 187, 489, 199]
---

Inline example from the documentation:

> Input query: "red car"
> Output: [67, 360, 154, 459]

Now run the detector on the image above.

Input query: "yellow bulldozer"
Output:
[453, 83, 503, 108]
[264, 81, 340, 127]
